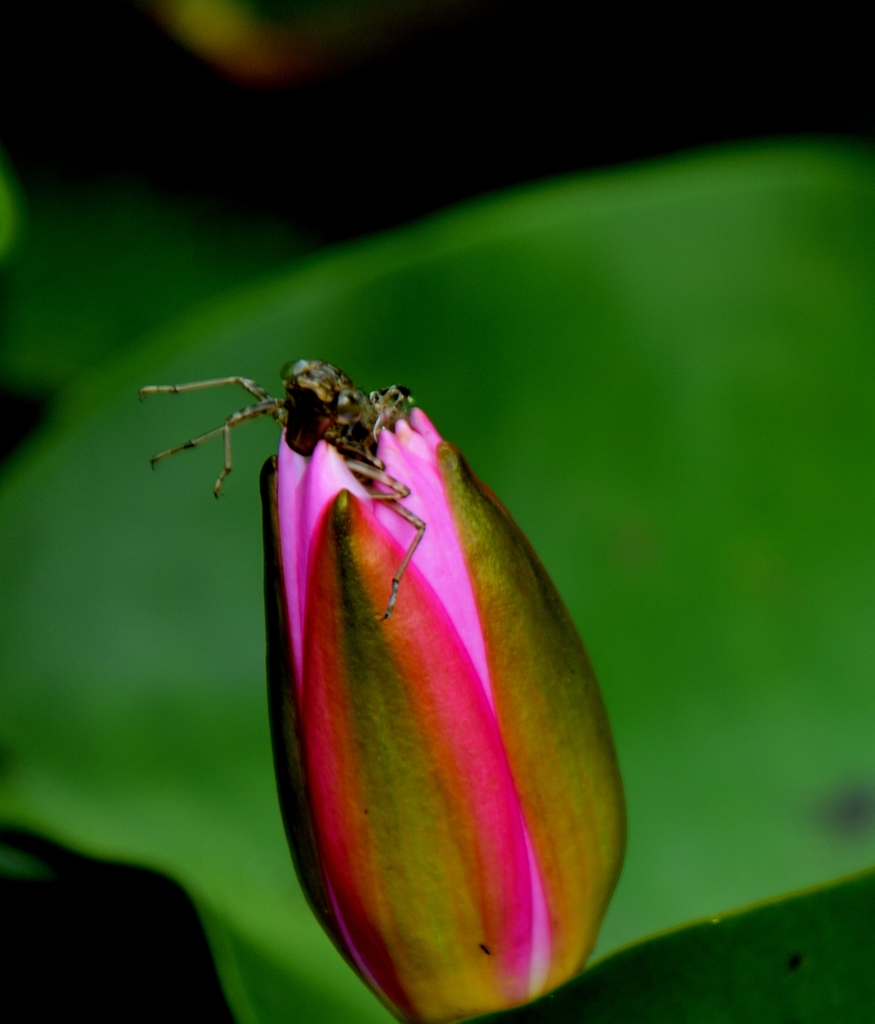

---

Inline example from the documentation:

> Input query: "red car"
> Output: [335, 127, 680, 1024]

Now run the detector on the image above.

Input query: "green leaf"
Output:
[473, 868, 875, 1023]
[0, 175, 313, 395]
[0, 142, 23, 265]
[2, 138, 875, 1021]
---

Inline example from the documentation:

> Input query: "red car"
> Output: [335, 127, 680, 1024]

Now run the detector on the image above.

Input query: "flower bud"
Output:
[261, 408, 625, 1024]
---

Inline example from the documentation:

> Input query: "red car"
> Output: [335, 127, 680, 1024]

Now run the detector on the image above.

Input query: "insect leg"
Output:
[379, 499, 426, 621]
[150, 427, 224, 468]
[149, 398, 284, 496]
[139, 377, 273, 403]
[347, 459, 425, 618]
[336, 445, 385, 471]
[347, 459, 410, 497]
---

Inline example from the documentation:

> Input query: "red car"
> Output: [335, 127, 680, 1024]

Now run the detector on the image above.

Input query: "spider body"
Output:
[281, 359, 410, 463]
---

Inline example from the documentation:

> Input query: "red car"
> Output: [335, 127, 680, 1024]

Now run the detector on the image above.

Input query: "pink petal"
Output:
[375, 418, 494, 709]
[277, 435, 368, 690]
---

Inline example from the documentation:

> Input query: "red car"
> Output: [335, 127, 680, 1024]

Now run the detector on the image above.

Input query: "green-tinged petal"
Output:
[438, 443, 626, 991]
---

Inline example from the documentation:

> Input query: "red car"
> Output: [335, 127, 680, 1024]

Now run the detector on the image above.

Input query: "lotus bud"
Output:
[261, 407, 625, 1024]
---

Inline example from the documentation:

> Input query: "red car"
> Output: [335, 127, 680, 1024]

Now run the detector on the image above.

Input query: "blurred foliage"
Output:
[0, 175, 313, 396]
[2, 138, 875, 1021]
[136, 0, 492, 87]
[0, 143, 22, 264]
[476, 868, 875, 1023]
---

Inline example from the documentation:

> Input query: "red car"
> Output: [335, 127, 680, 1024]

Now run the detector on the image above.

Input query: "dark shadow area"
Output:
[0, 829, 236, 1023]
[0, 391, 43, 463]
[0, 0, 872, 243]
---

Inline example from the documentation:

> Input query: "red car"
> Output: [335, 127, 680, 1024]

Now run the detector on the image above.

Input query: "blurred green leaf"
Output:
[0, 175, 313, 396]
[0, 143, 23, 264]
[2, 138, 875, 1021]
[476, 868, 875, 1023]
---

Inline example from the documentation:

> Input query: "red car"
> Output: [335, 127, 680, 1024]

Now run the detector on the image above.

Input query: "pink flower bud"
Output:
[261, 408, 625, 1024]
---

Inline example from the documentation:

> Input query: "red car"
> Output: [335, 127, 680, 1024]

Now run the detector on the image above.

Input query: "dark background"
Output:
[0, 0, 872, 1018]
[2, 1, 872, 242]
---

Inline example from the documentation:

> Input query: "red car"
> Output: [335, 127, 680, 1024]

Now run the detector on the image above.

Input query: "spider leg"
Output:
[337, 445, 385, 470]
[349, 459, 424, 615]
[347, 459, 410, 497]
[149, 398, 285, 496]
[139, 376, 274, 403]
[380, 500, 426, 620]
[357, 471, 426, 620]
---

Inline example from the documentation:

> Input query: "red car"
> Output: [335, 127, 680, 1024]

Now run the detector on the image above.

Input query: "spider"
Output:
[140, 359, 425, 619]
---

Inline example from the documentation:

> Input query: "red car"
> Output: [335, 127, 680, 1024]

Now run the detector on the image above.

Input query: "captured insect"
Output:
[140, 359, 425, 618]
